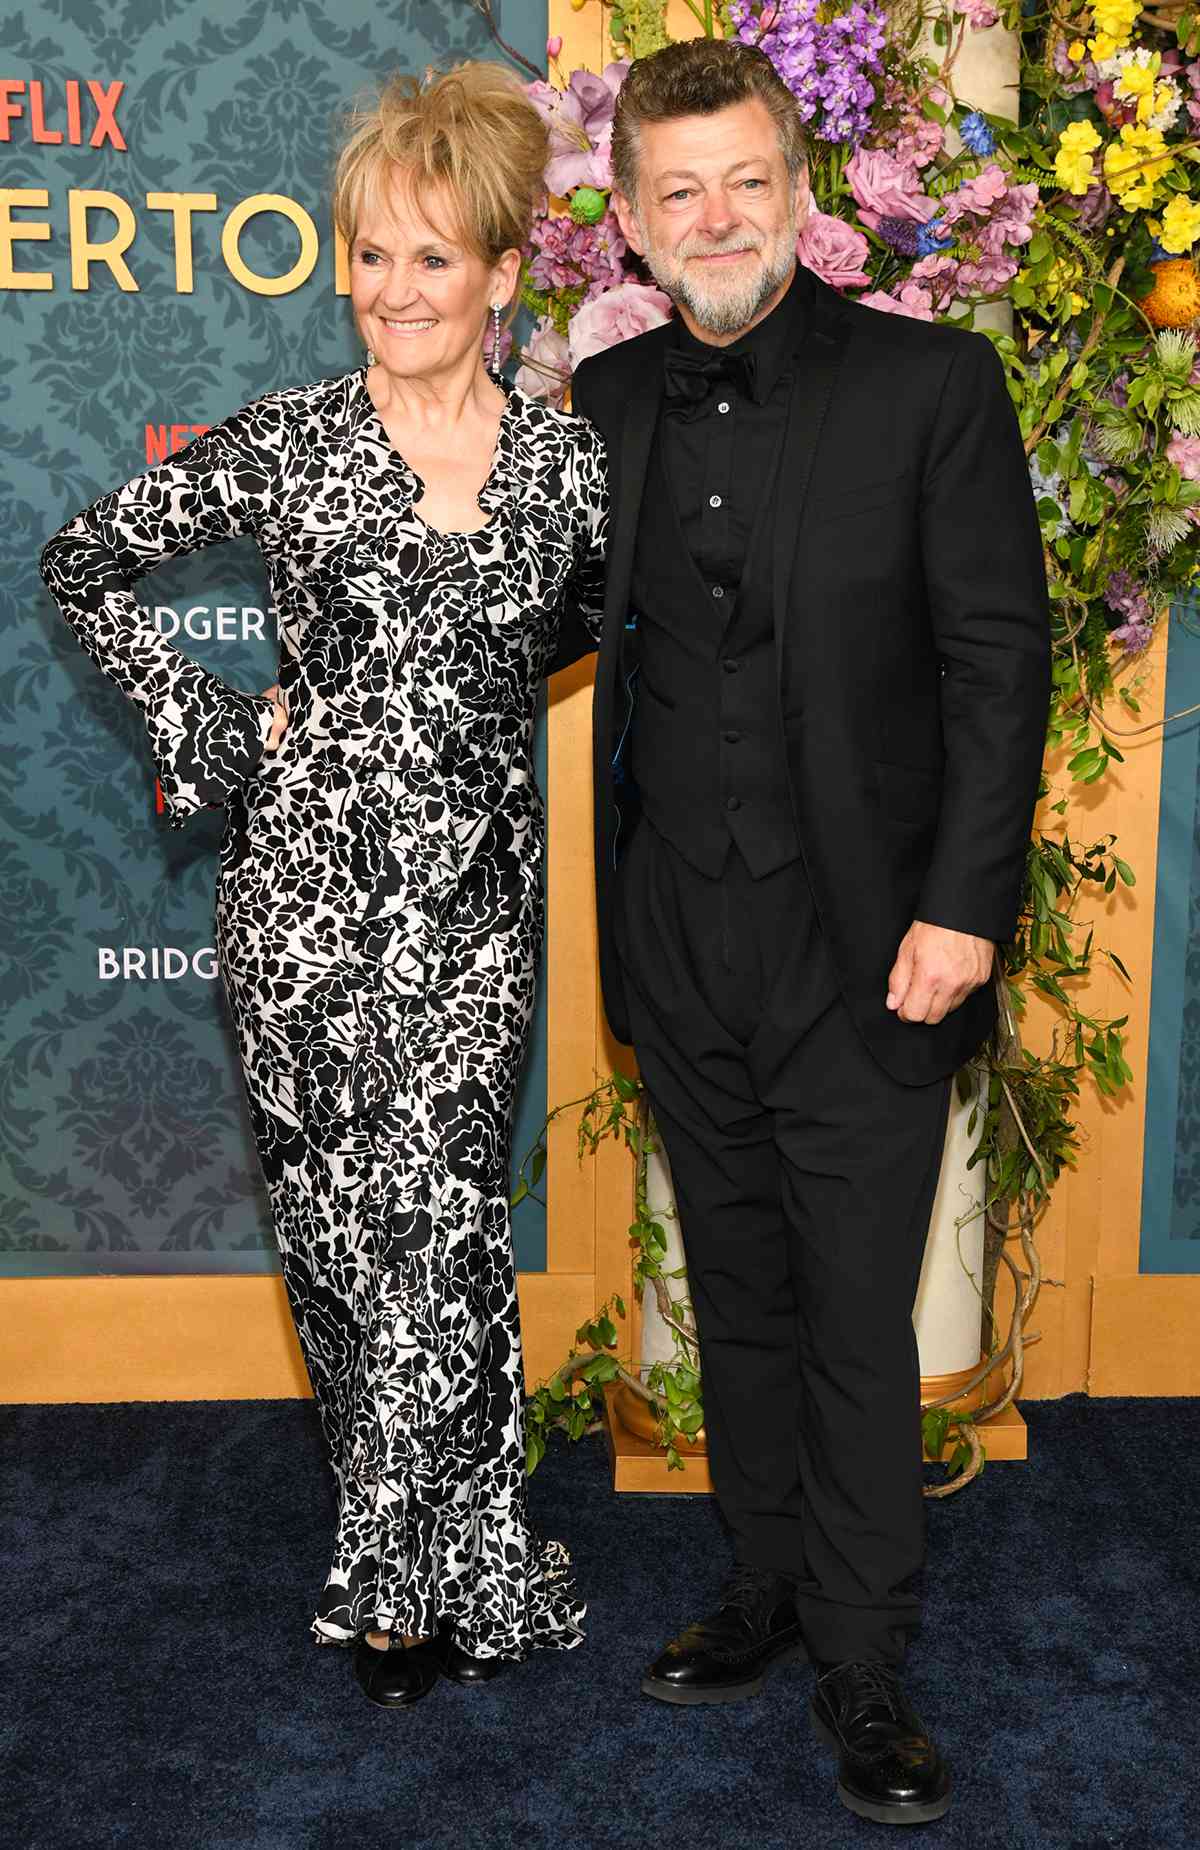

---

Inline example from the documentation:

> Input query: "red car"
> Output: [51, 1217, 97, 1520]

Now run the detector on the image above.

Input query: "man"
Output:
[562, 38, 1050, 1828]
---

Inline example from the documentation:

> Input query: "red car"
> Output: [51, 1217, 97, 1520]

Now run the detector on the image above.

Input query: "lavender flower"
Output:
[1104, 569, 1156, 652]
[728, 0, 886, 147]
[876, 215, 923, 258]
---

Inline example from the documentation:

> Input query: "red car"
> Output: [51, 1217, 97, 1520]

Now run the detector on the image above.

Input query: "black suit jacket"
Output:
[561, 265, 1051, 1085]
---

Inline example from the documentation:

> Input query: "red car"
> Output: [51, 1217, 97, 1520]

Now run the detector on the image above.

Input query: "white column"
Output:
[913, 1075, 986, 1380]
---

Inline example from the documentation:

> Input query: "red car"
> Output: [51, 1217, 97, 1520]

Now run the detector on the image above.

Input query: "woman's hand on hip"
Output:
[261, 684, 289, 752]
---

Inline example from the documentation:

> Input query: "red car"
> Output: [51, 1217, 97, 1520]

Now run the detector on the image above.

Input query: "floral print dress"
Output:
[40, 370, 607, 1655]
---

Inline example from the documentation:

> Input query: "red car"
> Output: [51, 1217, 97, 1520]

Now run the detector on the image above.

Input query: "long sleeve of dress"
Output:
[549, 414, 608, 678]
[39, 397, 289, 827]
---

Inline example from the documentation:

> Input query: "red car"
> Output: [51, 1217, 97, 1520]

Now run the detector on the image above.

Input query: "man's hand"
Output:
[886, 921, 994, 1025]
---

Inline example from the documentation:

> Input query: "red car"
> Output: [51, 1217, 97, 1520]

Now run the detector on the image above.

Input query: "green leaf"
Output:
[530, 1145, 547, 1186]
[922, 1407, 951, 1461]
[1114, 858, 1135, 887]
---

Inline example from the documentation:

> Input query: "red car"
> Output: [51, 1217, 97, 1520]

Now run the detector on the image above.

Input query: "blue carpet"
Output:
[2, 1396, 1196, 1849]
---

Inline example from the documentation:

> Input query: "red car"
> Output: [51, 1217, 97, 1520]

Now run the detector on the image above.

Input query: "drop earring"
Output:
[365, 346, 377, 367]
[490, 304, 502, 375]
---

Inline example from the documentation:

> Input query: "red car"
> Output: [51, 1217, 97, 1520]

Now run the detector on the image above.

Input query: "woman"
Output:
[40, 63, 606, 1709]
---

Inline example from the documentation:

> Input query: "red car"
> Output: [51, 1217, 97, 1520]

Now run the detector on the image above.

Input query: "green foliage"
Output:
[922, 1407, 984, 1481]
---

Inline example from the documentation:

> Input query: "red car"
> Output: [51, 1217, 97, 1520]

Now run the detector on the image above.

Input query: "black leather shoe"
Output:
[641, 1566, 807, 1705]
[352, 1634, 441, 1709]
[811, 1661, 951, 1824]
[434, 1621, 512, 1685]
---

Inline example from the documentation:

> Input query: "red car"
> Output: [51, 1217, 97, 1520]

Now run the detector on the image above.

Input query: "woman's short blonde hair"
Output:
[332, 62, 549, 269]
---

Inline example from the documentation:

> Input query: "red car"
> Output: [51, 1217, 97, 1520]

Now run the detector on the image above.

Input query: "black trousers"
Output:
[615, 822, 951, 1665]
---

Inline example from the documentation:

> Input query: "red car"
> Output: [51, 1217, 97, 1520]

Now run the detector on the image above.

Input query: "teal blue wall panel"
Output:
[0, 0, 550, 1274]
[1140, 598, 1200, 1274]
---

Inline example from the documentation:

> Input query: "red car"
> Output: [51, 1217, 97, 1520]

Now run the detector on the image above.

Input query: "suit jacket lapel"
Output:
[773, 277, 852, 682]
[595, 349, 665, 746]
[605, 367, 663, 645]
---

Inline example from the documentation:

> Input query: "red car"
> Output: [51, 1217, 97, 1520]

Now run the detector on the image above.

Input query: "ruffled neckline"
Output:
[348, 368, 528, 521]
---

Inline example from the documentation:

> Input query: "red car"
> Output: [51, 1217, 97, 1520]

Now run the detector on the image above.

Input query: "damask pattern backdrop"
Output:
[0, 0, 550, 1276]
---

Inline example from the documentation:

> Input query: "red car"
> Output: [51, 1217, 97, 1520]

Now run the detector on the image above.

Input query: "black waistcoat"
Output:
[627, 425, 801, 879]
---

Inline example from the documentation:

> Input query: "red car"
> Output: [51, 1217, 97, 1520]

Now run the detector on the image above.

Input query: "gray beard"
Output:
[639, 217, 797, 338]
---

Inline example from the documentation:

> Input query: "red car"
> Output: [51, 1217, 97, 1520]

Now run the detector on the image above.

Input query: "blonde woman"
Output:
[40, 64, 606, 1708]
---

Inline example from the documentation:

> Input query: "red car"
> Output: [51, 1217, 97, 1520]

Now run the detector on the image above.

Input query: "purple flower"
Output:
[960, 111, 995, 156]
[526, 210, 627, 301]
[527, 62, 628, 195]
[728, 0, 886, 147]
[1105, 570, 1156, 652]
[1076, 183, 1114, 230]
[876, 215, 923, 258]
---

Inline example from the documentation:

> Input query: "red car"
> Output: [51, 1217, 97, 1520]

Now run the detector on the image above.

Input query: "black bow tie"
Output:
[663, 344, 757, 416]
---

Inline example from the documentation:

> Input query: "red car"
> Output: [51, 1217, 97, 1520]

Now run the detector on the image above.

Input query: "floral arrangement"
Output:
[518, 3, 1200, 657]
[482, 1, 1200, 1487]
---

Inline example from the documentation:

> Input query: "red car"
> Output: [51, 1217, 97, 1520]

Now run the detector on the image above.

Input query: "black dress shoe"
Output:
[434, 1621, 512, 1686]
[352, 1634, 441, 1709]
[641, 1566, 806, 1705]
[811, 1661, 951, 1825]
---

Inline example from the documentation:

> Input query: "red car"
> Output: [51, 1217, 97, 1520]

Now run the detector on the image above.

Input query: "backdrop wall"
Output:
[3, 0, 1198, 1404]
[1, 0, 550, 1285]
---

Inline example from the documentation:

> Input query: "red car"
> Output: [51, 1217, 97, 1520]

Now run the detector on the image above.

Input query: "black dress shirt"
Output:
[662, 267, 807, 590]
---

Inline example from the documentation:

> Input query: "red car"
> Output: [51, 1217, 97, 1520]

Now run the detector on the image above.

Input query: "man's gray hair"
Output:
[611, 39, 808, 207]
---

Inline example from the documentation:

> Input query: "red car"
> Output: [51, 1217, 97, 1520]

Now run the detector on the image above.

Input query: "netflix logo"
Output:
[146, 422, 210, 466]
[0, 78, 126, 150]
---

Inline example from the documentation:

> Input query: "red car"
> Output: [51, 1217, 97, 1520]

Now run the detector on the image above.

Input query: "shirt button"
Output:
[722, 657, 739, 673]
[709, 494, 722, 509]
[725, 795, 741, 812]
[723, 730, 741, 744]
[712, 586, 725, 600]
[717, 400, 730, 415]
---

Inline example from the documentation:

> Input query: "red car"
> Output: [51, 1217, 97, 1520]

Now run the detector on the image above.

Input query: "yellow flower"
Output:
[1055, 119, 1102, 196]
[1160, 195, 1200, 254]
[1091, 0, 1142, 46]
[1043, 255, 1083, 300]
[1088, 34, 1120, 62]
[1104, 125, 1172, 210]
[1115, 53, 1159, 116]
[1069, 291, 1087, 315]
[1067, 40, 1087, 62]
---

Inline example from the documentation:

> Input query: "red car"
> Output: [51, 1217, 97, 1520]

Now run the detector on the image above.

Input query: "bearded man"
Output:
[560, 37, 1051, 1827]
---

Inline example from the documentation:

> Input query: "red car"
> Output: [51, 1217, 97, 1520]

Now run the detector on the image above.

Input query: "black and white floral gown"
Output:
[40, 370, 607, 1655]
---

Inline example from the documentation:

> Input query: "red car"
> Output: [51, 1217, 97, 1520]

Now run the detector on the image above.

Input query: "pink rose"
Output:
[515, 320, 571, 408]
[845, 147, 933, 230]
[796, 211, 871, 290]
[568, 280, 674, 366]
[1167, 433, 1200, 481]
[859, 285, 935, 322]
